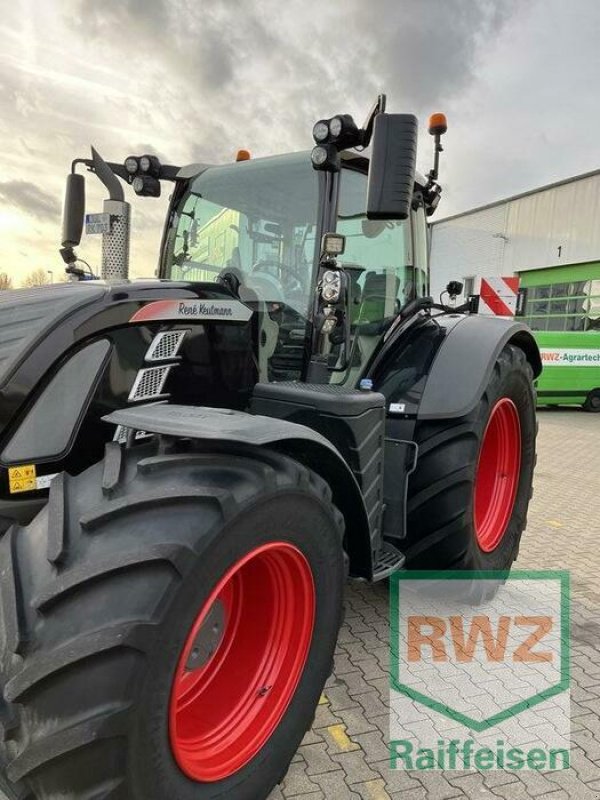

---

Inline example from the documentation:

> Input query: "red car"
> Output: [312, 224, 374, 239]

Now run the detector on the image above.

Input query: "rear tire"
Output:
[405, 344, 536, 575]
[0, 445, 345, 800]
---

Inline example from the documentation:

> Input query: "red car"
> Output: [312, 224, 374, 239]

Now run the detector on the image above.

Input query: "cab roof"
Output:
[177, 149, 427, 189]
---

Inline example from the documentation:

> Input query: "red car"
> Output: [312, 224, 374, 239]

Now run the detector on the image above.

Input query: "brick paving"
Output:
[269, 408, 600, 799]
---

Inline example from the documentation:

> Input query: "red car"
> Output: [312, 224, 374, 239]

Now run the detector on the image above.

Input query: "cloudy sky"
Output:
[0, 0, 599, 285]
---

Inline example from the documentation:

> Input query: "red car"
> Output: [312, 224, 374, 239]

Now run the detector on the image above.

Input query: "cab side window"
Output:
[337, 168, 412, 327]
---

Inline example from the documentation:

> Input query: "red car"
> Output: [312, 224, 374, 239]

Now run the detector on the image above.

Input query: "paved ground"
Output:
[268, 408, 600, 800]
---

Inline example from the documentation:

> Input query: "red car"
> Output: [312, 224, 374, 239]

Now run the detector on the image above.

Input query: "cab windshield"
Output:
[164, 153, 319, 322]
[163, 153, 422, 382]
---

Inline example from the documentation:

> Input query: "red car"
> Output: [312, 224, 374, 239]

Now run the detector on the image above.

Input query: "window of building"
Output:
[522, 277, 600, 332]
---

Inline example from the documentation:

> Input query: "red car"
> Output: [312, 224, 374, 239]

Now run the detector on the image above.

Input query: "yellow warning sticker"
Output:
[8, 465, 37, 494]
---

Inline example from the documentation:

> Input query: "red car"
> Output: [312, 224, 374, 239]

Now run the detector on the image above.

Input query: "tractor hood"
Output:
[0, 284, 106, 391]
[0, 279, 257, 531]
[0, 280, 244, 409]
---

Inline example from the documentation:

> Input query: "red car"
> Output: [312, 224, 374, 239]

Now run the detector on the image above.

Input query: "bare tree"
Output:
[0, 273, 13, 290]
[22, 268, 50, 288]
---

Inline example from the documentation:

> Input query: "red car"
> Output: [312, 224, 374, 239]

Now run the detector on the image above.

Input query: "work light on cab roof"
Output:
[123, 153, 162, 195]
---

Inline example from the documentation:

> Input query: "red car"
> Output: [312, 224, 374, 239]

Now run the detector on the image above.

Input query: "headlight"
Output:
[322, 284, 340, 303]
[321, 270, 342, 303]
[124, 156, 139, 174]
[139, 154, 161, 177]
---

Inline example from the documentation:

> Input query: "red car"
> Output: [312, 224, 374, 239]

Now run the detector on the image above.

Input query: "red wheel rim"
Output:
[169, 542, 315, 782]
[474, 398, 522, 552]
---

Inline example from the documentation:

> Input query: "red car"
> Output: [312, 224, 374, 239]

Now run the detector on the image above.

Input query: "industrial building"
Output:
[429, 170, 600, 410]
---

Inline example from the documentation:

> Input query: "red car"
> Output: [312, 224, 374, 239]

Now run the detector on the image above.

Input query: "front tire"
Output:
[405, 344, 537, 573]
[0, 445, 345, 800]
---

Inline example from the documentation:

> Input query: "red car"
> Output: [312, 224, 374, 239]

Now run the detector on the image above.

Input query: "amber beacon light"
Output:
[428, 112, 448, 136]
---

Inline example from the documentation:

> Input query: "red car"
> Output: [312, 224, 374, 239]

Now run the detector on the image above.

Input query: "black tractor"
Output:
[0, 98, 540, 800]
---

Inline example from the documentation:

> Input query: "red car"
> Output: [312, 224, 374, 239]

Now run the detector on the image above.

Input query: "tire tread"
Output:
[0, 445, 344, 798]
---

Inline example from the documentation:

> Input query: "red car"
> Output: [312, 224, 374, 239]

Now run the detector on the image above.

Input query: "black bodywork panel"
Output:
[251, 382, 386, 574]
[366, 312, 541, 420]
[0, 282, 254, 439]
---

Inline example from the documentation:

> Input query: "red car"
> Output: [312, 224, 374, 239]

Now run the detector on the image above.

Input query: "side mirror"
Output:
[446, 280, 464, 298]
[61, 173, 85, 247]
[366, 113, 418, 220]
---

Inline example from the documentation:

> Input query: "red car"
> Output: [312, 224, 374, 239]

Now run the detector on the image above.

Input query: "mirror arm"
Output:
[71, 157, 92, 175]
[359, 93, 387, 148]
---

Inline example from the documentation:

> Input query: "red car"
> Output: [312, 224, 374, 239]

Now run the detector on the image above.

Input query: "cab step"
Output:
[372, 541, 406, 581]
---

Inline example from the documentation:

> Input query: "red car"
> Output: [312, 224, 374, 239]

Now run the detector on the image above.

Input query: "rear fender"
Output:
[104, 404, 374, 579]
[417, 315, 542, 420]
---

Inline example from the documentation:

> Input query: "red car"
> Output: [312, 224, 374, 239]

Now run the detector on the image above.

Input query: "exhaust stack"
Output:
[90, 147, 131, 280]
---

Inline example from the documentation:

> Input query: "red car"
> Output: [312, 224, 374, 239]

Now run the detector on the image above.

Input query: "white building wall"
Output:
[429, 204, 508, 299]
[430, 171, 600, 300]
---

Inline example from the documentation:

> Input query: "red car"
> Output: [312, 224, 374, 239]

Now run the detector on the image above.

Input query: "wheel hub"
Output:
[184, 599, 226, 672]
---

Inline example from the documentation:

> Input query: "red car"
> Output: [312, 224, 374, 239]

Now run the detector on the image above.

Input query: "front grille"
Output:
[128, 365, 172, 402]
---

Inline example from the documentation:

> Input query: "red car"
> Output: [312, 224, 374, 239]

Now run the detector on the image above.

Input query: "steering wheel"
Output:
[246, 261, 285, 300]
[246, 272, 286, 306]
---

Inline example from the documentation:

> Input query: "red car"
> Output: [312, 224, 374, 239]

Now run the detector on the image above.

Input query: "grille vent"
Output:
[145, 330, 188, 362]
[128, 365, 172, 402]
[113, 426, 154, 444]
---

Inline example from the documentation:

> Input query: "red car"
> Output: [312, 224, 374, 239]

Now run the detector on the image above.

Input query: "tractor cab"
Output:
[59, 95, 444, 390]
[160, 150, 429, 385]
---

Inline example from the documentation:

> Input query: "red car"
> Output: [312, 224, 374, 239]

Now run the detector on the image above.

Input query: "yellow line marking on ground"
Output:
[326, 723, 359, 752]
[546, 519, 563, 528]
[362, 779, 392, 799]
[318, 693, 329, 705]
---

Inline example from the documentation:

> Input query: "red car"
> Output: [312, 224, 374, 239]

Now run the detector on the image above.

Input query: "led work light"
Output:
[133, 175, 161, 197]
[312, 120, 330, 143]
[327, 114, 361, 149]
[321, 232, 346, 257]
[139, 155, 161, 177]
[311, 144, 341, 172]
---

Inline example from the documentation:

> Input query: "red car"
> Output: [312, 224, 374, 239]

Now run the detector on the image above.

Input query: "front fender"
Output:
[103, 404, 374, 579]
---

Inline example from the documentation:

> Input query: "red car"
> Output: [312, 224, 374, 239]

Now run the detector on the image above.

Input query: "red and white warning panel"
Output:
[479, 277, 520, 317]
